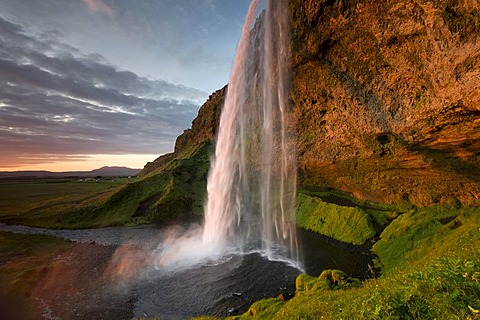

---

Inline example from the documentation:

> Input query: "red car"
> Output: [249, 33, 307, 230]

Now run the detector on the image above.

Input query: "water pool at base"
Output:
[0, 223, 371, 319]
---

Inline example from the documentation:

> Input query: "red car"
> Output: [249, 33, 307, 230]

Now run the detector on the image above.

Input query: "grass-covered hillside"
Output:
[1, 142, 213, 230]
[1, 87, 224, 229]
[0, 178, 130, 228]
[192, 203, 480, 319]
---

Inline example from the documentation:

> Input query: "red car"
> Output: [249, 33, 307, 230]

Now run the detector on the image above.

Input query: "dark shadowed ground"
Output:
[0, 224, 373, 319]
[1, 242, 137, 320]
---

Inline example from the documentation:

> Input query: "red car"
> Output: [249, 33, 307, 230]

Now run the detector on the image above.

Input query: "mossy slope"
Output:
[227, 205, 480, 320]
[296, 192, 377, 244]
[15, 141, 212, 229]
[14, 87, 224, 229]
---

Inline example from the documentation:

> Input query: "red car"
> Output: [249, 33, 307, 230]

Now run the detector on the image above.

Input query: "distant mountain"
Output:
[88, 166, 141, 177]
[0, 166, 141, 178]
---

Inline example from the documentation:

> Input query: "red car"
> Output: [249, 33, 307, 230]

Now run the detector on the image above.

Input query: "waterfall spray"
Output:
[203, 0, 298, 262]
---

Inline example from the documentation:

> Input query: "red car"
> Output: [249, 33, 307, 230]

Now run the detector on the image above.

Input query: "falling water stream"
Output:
[0, 1, 373, 319]
[146, 0, 308, 315]
[203, 0, 298, 262]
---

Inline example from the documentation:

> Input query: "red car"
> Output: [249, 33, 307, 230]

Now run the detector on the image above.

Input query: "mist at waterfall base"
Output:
[153, 0, 299, 272]
[121, 0, 353, 318]
[0, 2, 373, 318]
[135, 1, 301, 316]
[128, 226, 369, 318]
[0, 223, 371, 319]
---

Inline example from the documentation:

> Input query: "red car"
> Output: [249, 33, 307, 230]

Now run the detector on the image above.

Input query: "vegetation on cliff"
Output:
[2, 141, 211, 229]
[296, 192, 377, 244]
[196, 0, 480, 318]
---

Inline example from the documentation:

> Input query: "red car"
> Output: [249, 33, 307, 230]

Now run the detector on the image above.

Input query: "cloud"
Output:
[0, 16, 208, 168]
[83, 0, 115, 17]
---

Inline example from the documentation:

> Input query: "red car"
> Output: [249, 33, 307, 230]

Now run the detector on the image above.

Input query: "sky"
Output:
[0, 0, 252, 171]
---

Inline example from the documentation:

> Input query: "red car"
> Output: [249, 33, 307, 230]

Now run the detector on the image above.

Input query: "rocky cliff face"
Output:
[141, 86, 225, 176]
[288, 0, 480, 206]
[142, 0, 480, 208]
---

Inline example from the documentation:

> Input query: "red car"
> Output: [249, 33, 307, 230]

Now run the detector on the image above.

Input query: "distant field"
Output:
[0, 178, 132, 219]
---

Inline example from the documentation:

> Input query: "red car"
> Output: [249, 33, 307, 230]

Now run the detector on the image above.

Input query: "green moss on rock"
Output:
[296, 270, 361, 296]
[373, 206, 480, 274]
[296, 193, 376, 244]
[244, 298, 284, 318]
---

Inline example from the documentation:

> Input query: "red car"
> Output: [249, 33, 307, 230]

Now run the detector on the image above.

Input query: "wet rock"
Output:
[227, 307, 239, 316]
[277, 291, 293, 301]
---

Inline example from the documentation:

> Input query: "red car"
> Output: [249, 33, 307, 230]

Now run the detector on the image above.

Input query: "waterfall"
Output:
[202, 0, 298, 261]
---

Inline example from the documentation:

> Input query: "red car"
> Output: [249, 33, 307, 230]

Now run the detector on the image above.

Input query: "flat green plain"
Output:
[0, 178, 130, 219]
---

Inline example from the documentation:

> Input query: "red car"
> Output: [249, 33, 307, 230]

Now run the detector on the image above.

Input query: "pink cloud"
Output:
[83, 0, 114, 17]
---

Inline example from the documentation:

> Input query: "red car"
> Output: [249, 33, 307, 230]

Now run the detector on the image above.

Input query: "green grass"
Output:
[0, 231, 72, 257]
[373, 206, 480, 274]
[228, 205, 480, 320]
[0, 178, 129, 219]
[4, 178, 141, 229]
[296, 192, 378, 244]
[234, 298, 285, 319]
[240, 256, 480, 319]
[295, 269, 361, 295]
[15, 171, 193, 229]
[1, 141, 212, 229]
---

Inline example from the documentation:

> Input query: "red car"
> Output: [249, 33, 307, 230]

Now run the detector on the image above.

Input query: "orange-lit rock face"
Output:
[141, 0, 480, 207]
[288, 0, 480, 206]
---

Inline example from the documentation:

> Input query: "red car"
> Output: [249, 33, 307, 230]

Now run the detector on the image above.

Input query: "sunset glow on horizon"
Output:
[0, 1, 251, 172]
[0, 154, 159, 172]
